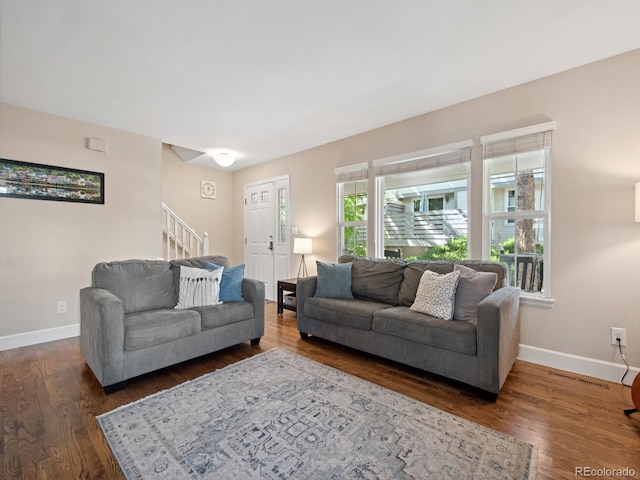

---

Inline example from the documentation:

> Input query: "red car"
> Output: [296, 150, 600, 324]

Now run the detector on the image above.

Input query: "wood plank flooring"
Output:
[2, 302, 639, 479]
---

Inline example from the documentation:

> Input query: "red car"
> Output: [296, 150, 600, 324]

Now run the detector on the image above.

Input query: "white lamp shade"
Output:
[293, 237, 313, 254]
[636, 182, 640, 222]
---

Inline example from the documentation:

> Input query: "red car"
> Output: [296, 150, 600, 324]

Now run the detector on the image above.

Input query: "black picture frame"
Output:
[0, 158, 104, 204]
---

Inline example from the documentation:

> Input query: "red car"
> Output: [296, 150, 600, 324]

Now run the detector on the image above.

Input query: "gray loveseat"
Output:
[80, 255, 264, 393]
[296, 255, 520, 400]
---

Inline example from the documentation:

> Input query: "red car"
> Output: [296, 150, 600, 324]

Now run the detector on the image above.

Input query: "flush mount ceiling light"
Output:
[213, 152, 236, 167]
[170, 145, 238, 168]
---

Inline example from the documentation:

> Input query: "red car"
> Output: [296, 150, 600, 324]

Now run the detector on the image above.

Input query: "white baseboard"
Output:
[0, 323, 80, 351]
[518, 344, 639, 385]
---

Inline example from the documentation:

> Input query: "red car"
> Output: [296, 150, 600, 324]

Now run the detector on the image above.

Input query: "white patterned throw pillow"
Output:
[175, 266, 223, 309]
[410, 270, 461, 320]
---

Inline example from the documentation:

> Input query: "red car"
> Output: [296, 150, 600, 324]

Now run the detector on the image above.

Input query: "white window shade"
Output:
[335, 162, 368, 183]
[481, 122, 555, 158]
[374, 141, 472, 177]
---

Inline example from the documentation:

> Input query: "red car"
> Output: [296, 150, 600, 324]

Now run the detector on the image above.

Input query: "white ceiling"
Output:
[2, 1, 640, 171]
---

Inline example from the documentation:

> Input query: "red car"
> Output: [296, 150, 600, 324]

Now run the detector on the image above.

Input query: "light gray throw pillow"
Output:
[453, 264, 498, 322]
[410, 270, 460, 320]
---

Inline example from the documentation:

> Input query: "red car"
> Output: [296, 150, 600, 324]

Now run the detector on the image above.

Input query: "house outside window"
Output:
[482, 122, 554, 299]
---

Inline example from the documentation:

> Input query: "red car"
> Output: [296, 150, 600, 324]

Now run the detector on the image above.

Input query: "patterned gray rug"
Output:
[98, 348, 536, 479]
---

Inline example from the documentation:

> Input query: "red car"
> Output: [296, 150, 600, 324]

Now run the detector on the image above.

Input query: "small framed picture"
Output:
[201, 180, 216, 199]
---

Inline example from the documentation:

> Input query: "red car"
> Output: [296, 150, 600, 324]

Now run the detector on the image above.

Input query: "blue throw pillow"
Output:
[206, 262, 245, 302]
[314, 261, 354, 299]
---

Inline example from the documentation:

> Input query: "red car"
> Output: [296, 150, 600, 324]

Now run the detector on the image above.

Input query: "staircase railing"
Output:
[162, 203, 209, 260]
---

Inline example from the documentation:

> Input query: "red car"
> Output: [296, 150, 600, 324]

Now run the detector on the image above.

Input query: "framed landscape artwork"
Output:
[0, 158, 104, 204]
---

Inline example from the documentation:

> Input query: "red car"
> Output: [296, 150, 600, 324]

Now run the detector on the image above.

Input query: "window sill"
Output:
[520, 294, 554, 309]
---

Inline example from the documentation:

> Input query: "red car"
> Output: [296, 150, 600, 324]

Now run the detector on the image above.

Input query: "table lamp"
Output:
[293, 237, 313, 278]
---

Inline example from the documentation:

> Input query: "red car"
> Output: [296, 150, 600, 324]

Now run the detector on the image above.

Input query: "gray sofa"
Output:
[80, 256, 265, 393]
[296, 255, 520, 400]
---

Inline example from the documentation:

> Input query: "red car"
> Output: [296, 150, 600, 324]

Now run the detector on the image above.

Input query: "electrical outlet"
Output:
[57, 300, 67, 314]
[611, 327, 627, 347]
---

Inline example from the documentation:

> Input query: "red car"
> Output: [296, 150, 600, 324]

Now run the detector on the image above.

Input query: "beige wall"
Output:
[162, 145, 234, 259]
[0, 103, 163, 337]
[232, 49, 640, 369]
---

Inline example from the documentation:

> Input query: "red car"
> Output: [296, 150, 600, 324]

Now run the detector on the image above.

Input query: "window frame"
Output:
[372, 140, 472, 259]
[481, 122, 555, 304]
[335, 162, 369, 258]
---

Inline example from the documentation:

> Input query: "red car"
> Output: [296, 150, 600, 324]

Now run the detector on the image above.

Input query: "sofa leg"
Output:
[299, 332, 309, 339]
[478, 389, 498, 402]
[250, 337, 261, 346]
[104, 381, 127, 395]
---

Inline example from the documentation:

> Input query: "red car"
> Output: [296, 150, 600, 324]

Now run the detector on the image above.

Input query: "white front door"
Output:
[245, 177, 290, 301]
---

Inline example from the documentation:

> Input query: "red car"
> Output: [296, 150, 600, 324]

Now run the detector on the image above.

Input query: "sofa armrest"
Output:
[80, 287, 126, 387]
[242, 278, 265, 337]
[476, 286, 521, 393]
[295, 276, 317, 332]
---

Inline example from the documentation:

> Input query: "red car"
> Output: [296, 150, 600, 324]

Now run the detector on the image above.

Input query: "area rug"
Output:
[98, 348, 537, 479]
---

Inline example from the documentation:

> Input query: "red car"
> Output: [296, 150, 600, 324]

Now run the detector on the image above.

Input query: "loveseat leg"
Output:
[104, 381, 127, 395]
[250, 337, 261, 346]
[299, 332, 309, 339]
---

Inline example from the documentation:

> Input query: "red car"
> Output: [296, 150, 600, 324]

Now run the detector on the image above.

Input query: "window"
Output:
[374, 141, 471, 261]
[336, 163, 368, 257]
[505, 189, 515, 225]
[277, 187, 286, 244]
[428, 196, 445, 211]
[482, 122, 554, 297]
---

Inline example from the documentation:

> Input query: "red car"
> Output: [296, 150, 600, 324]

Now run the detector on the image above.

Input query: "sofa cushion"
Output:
[124, 308, 201, 350]
[195, 302, 255, 329]
[315, 261, 354, 299]
[304, 297, 390, 330]
[453, 264, 498, 322]
[372, 306, 477, 355]
[398, 261, 506, 306]
[175, 266, 223, 309]
[410, 270, 460, 320]
[340, 256, 405, 305]
[170, 256, 231, 299]
[92, 260, 175, 314]
[206, 262, 245, 302]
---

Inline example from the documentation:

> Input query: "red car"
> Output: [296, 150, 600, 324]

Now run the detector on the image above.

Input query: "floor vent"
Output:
[548, 370, 610, 390]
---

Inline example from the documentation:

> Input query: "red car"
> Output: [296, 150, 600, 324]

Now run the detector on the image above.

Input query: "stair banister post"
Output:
[203, 232, 210, 256]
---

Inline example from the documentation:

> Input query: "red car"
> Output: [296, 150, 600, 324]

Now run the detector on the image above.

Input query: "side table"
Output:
[277, 278, 298, 315]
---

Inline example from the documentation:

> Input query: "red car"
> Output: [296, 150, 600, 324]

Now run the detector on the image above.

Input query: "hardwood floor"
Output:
[2, 302, 639, 479]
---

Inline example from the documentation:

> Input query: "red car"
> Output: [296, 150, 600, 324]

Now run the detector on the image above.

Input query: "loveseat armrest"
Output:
[242, 278, 265, 337]
[476, 286, 521, 394]
[296, 276, 317, 333]
[80, 287, 126, 388]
